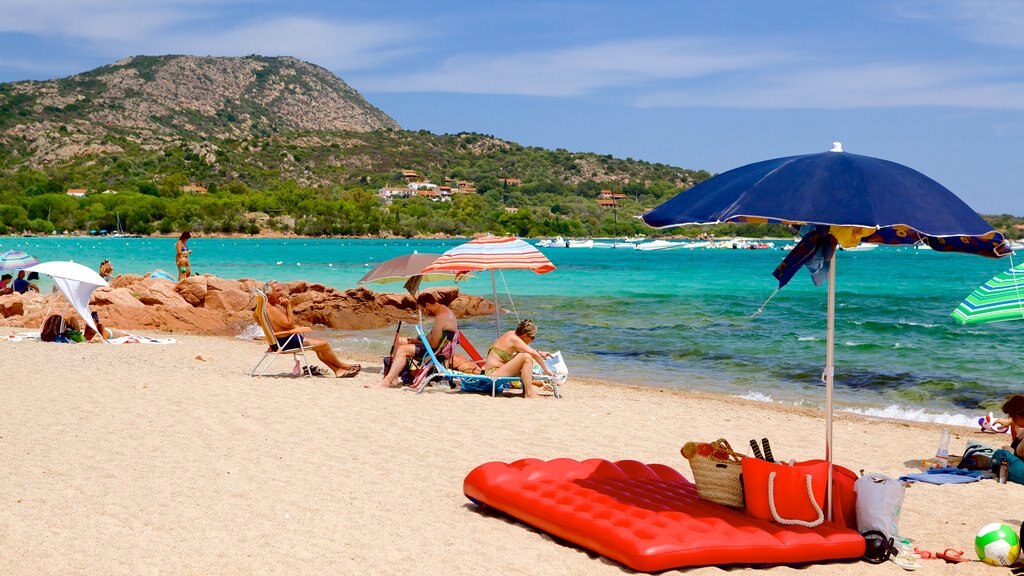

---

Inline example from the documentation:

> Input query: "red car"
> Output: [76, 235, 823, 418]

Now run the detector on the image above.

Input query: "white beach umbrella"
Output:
[27, 261, 109, 332]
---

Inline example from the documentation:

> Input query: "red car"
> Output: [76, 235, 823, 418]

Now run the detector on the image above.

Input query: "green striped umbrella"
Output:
[952, 262, 1024, 324]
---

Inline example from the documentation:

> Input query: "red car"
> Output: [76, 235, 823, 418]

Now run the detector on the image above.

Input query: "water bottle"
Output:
[935, 428, 950, 467]
[998, 460, 1009, 484]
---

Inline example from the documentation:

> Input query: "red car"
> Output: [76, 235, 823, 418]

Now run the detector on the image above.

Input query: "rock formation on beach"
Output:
[0, 274, 495, 336]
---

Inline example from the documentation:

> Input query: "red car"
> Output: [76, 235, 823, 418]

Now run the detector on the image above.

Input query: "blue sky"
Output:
[1, 0, 1022, 214]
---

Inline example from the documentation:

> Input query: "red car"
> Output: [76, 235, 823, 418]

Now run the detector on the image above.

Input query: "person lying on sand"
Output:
[370, 291, 457, 388]
[262, 281, 360, 378]
[482, 319, 556, 399]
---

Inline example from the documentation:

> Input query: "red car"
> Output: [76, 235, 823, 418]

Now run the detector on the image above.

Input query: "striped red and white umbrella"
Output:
[421, 236, 555, 274]
[0, 250, 39, 272]
[423, 236, 555, 333]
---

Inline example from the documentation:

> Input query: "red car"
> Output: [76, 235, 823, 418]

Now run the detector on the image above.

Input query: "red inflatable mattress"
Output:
[464, 458, 865, 572]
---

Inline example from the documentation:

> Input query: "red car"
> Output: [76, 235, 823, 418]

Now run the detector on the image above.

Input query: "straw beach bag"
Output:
[681, 439, 746, 508]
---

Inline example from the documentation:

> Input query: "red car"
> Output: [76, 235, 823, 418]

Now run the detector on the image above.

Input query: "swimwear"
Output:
[488, 345, 515, 363]
[274, 334, 304, 352]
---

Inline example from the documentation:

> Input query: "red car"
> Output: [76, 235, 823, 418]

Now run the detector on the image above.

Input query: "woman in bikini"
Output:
[175, 231, 192, 282]
[993, 395, 1024, 459]
[482, 319, 555, 399]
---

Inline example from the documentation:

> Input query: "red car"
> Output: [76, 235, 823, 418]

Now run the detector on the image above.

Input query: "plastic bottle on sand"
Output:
[935, 428, 950, 467]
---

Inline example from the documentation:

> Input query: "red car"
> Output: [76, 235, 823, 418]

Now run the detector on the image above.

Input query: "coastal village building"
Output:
[400, 169, 420, 182]
[66, 188, 87, 197]
[499, 178, 521, 186]
[377, 187, 416, 203]
[181, 184, 208, 194]
[598, 190, 627, 200]
[597, 198, 618, 208]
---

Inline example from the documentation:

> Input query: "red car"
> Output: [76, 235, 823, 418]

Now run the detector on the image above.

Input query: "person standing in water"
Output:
[175, 231, 192, 281]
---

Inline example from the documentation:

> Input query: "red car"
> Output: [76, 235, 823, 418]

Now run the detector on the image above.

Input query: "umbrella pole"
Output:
[824, 253, 836, 522]
[491, 270, 500, 336]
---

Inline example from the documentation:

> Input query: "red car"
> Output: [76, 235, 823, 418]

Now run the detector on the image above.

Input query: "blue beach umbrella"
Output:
[643, 142, 1010, 518]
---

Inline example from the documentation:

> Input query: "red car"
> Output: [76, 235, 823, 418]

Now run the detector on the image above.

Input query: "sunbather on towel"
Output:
[83, 311, 127, 342]
[263, 281, 360, 378]
[370, 290, 457, 388]
[482, 319, 555, 399]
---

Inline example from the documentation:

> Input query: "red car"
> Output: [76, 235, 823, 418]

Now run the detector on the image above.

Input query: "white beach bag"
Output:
[544, 351, 569, 382]
[855, 473, 905, 539]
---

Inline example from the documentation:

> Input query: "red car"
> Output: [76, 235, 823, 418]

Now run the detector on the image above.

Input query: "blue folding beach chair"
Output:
[412, 325, 560, 398]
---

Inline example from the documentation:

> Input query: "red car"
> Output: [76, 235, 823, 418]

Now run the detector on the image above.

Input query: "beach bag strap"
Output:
[767, 470, 824, 527]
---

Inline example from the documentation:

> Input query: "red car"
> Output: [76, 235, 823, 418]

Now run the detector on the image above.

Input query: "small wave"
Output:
[797, 336, 818, 342]
[235, 323, 262, 340]
[841, 404, 977, 428]
[892, 342, 915, 349]
[735, 391, 774, 403]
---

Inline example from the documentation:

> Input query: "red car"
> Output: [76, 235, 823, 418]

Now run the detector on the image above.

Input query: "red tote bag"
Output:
[742, 459, 830, 527]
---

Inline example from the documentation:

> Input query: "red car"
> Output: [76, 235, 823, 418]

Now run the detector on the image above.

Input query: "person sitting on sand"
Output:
[0, 273, 11, 294]
[262, 281, 360, 378]
[991, 395, 1024, 459]
[12, 270, 39, 294]
[176, 232, 192, 282]
[99, 259, 113, 281]
[371, 291, 458, 388]
[482, 319, 556, 399]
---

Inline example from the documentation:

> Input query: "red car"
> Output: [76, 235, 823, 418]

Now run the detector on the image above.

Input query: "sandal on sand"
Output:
[302, 365, 330, 377]
[913, 548, 937, 560]
[936, 549, 970, 563]
[338, 364, 361, 378]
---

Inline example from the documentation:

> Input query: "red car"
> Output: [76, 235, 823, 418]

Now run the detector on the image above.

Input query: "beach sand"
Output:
[1, 328, 1019, 575]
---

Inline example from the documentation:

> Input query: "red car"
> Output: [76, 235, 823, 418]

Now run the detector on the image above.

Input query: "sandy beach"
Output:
[1, 328, 1020, 575]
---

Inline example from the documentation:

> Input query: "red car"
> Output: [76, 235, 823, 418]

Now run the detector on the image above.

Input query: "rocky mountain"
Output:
[0, 55, 399, 167]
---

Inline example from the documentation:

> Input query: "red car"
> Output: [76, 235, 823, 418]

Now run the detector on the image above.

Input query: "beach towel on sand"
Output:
[899, 467, 986, 485]
[108, 335, 176, 345]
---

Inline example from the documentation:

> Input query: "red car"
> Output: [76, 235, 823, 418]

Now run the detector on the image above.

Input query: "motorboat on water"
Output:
[842, 243, 878, 252]
[536, 236, 593, 248]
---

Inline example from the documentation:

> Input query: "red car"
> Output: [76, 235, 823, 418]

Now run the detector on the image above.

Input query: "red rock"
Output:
[0, 294, 25, 318]
[204, 288, 251, 311]
[175, 276, 208, 305]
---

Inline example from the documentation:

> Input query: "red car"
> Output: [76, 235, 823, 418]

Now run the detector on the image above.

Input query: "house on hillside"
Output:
[377, 187, 415, 203]
[503, 207, 519, 213]
[66, 188, 87, 197]
[598, 190, 626, 200]
[597, 199, 618, 209]
[499, 178, 521, 186]
[181, 184, 208, 194]
[401, 169, 420, 182]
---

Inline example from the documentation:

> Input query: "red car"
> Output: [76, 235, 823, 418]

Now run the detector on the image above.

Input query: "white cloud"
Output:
[0, 1, 415, 72]
[355, 38, 792, 97]
[893, 0, 1024, 49]
[635, 62, 1024, 110]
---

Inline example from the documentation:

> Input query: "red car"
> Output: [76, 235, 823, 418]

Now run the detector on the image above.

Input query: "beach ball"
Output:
[974, 522, 1020, 566]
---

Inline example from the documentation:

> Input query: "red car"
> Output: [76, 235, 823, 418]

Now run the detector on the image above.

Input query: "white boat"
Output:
[843, 244, 878, 252]
[566, 239, 594, 248]
[536, 236, 566, 248]
[109, 212, 141, 238]
[634, 239, 693, 251]
[1009, 241, 1024, 251]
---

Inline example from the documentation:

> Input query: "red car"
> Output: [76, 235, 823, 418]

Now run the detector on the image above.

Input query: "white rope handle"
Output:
[767, 471, 824, 528]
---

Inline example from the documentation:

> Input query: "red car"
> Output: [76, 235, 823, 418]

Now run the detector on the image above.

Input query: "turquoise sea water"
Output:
[4, 235, 1022, 425]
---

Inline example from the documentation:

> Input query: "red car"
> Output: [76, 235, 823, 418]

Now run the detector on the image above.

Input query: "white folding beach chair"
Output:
[250, 288, 315, 377]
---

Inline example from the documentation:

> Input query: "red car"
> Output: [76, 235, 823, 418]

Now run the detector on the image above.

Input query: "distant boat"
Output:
[566, 239, 593, 248]
[634, 239, 693, 251]
[842, 244, 878, 252]
[109, 212, 141, 238]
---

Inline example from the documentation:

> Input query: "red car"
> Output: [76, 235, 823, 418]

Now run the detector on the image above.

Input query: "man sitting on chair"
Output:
[264, 281, 361, 378]
[370, 291, 457, 388]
